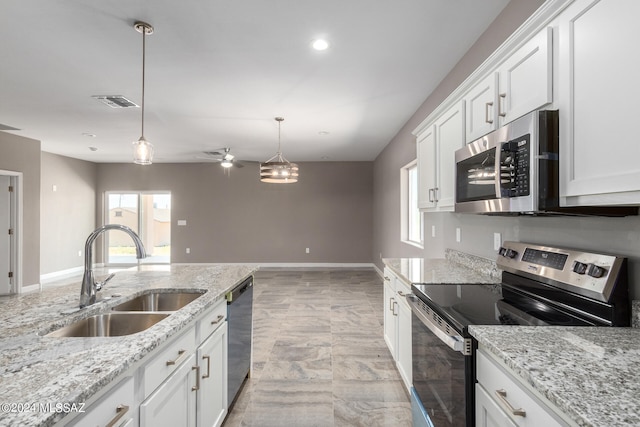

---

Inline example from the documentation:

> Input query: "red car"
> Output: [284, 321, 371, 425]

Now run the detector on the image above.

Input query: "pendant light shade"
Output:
[132, 21, 154, 165]
[260, 117, 299, 183]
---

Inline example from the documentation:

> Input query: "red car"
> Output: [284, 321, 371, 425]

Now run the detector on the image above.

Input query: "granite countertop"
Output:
[470, 325, 640, 427]
[0, 264, 257, 427]
[383, 249, 502, 285]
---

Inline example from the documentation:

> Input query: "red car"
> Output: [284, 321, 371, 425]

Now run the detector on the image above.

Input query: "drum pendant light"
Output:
[259, 117, 299, 183]
[132, 21, 154, 165]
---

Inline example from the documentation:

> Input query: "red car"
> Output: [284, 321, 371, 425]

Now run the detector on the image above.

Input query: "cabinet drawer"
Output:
[143, 327, 197, 397]
[198, 299, 227, 339]
[68, 376, 134, 427]
[476, 349, 567, 427]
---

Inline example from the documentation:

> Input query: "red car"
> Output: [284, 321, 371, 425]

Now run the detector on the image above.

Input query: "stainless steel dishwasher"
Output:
[226, 276, 253, 407]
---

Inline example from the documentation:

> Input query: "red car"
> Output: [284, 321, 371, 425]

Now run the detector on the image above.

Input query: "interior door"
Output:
[0, 175, 11, 294]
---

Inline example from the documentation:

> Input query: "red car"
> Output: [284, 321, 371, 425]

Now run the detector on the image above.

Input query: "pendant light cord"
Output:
[141, 27, 146, 138]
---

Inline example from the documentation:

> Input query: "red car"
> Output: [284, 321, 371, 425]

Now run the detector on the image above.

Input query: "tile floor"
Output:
[222, 269, 412, 427]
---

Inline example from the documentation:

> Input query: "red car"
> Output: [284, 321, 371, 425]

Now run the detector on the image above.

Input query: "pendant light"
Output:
[132, 21, 154, 165]
[260, 117, 299, 183]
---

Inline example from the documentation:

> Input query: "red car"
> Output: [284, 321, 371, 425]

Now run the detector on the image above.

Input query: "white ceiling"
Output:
[0, 0, 510, 163]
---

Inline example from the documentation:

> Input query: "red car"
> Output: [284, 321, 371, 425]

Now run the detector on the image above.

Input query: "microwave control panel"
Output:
[500, 135, 530, 198]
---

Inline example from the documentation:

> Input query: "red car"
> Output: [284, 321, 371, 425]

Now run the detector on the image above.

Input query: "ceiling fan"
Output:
[198, 148, 245, 168]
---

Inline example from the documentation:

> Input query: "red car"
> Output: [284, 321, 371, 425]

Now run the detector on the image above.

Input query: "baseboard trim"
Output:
[20, 283, 42, 294]
[40, 266, 84, 284]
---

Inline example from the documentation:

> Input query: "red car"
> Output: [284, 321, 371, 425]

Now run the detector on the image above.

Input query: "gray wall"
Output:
[372, 0, 640, 300]
[0, 131, 41, 286]
[96, 161, 373, 264]
[40, 152, 97, 275]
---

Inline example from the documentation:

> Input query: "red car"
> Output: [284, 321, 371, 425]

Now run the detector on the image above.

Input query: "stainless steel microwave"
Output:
[454, 110, 637, 216]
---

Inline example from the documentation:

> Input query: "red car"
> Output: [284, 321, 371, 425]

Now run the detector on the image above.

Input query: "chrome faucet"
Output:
[80, 224, 147, 308]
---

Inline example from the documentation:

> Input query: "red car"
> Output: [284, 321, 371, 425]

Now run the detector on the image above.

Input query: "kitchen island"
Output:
[470, 325, 640, 427]
[0, 264, 256, 427]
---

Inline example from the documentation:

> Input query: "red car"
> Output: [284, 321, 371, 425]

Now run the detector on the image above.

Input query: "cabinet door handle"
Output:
[433, 187, 439, 202]
[485, 102, 494, 124]
[105, 404, 129, 427]
[202, 355, 211, 379]
[428, 188, 435, 202]
[210, 315, 224, 325]
[166, 349, 187, 366]
[389, 297, 395, 311]
[384, 276, 391, 281]
[392, 301, 398, 316]
[397, 290, 405, 297]
[498, 93, 507, 117]
[495, 389, 526, 417]
[192, 365, 200, 391]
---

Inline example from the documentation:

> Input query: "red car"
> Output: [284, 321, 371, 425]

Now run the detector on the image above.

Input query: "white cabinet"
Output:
[140, 354, 198, 427]
[383, 271, 397, 358]
[140, 298, 229, 427]
[68, 377, 135, 427]
[382, 267, 412, 392]
[476, 349, 570, 427]
[416, 101, 465, 211]
[557, 0, 640, 206]
[464, 27, 552, 143]
[197, 322, 228, 427]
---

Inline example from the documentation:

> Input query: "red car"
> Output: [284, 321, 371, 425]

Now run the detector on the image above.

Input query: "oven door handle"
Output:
[407, 294, 467, 354]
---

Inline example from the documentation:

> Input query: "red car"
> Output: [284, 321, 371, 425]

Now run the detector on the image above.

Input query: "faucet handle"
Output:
[95, 273, 116, 292]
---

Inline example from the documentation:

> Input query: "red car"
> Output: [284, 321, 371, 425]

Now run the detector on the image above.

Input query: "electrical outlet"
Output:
[78, 250, 82, 257]
[493, 233, 502, 251]
[456, 227, 461, 243]
[431, 225, 436, 238]
[305, 247, 310, 254]
[186, 248, 190, 254]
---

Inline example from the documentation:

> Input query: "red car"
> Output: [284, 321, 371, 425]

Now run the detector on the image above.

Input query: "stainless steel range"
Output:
[408, 242, 630, 427]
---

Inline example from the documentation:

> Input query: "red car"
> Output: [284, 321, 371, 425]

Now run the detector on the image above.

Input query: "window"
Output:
[106, 192, 171, 264]
[401, 160, 423, 248]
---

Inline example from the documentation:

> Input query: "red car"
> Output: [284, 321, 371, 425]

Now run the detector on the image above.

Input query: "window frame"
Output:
[400, 159, 424, 249]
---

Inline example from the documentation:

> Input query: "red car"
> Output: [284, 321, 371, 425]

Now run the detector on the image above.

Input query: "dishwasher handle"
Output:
[226, 278, 253, 304]
[407, 293, 468, 355]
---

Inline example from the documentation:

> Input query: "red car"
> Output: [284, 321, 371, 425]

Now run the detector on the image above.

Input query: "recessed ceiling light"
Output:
[318, 131, 330, 136]
[312, 39, 330, 51]
[82, 132, 96, 138]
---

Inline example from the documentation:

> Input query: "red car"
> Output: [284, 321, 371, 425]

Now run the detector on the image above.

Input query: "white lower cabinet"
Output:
[67, 376, 135, 427]
[140, 354, 198, 427]
[382, 267, 412, 392]
[197, 322, 228, 427]
[476, 349, 570, 427]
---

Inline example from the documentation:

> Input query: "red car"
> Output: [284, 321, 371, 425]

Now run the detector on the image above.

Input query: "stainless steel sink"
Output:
[111, 291, 204, 312]
[45, 312, 170, 337]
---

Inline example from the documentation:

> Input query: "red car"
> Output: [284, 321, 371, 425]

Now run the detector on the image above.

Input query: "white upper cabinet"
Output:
[557, 0, 640, 205]
[464, 27, 553, 143]
[416, 101, 465, 212]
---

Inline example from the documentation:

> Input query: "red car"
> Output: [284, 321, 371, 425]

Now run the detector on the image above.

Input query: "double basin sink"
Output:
[46, 291, 205, 338]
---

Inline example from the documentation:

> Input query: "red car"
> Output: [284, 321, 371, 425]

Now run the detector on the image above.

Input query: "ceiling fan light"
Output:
[221, 159, 233, 168]
[133, 137, 154, 165]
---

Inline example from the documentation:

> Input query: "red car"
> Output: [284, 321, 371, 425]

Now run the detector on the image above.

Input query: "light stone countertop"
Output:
[382, 249, 502, 286]
[469, 325, 640, 427]
[0, 264, 257, 427]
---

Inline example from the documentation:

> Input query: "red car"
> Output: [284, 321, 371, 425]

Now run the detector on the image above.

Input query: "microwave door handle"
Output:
[495, 147, 503, 198]
[407, 295, 465, 354]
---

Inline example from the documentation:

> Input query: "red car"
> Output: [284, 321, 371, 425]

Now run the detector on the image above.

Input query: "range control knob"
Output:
[572, 261, 588, 275]
[498, 247, 507, 257]
[505, 249, 518, 259]
[587, 263, 607, 278]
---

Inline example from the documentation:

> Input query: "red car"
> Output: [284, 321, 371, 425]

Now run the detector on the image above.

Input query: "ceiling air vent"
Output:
[92, 95, 139, 108]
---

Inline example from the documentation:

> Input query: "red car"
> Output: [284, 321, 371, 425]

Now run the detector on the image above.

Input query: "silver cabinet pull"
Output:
[495, 389, 526, 417]
[105, 404, 129, 427]
[498, 93, 507, 117]
[433, 187, 439, 202]
[384, 276, 391, 281]
[397, 290, 405, 297]
[389, 297, 394, 311]
[485, 101, 494, 124]
[210, 315, 224, 325]
[202, 355, 211, 379]
[428, 188, 435, 202]
[192, 365, 200, 391]
[166, 349, 187, 366]
[392, 301, 398, 316]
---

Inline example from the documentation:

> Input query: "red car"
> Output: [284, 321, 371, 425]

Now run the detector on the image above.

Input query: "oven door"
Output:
[408, 294, 473, 427]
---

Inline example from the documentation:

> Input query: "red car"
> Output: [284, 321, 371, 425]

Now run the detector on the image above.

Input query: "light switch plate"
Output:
[177, 220, 187, 226]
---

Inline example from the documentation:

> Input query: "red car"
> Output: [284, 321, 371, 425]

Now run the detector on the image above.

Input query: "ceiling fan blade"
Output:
[232, 161, 245, 168]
